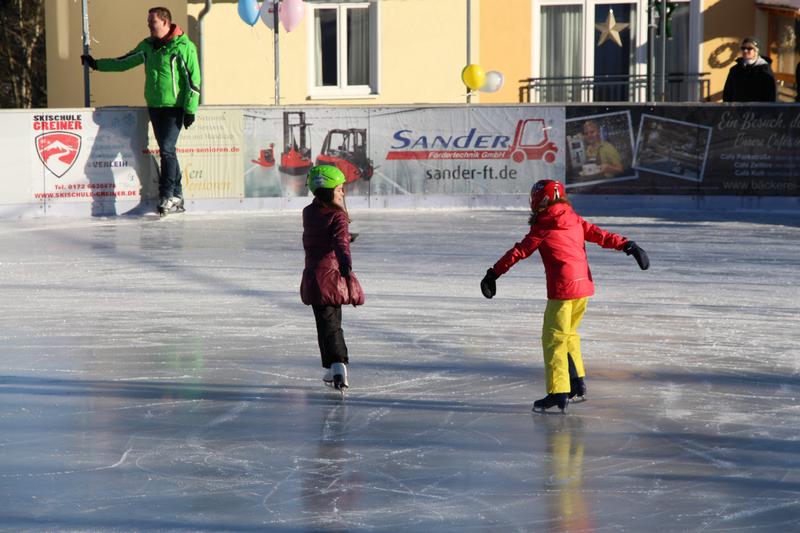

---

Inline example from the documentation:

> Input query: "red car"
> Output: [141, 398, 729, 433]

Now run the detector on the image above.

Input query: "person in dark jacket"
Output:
[480, 180, 649, 413]
[301, 165, 364, 392]
[81, 7, 201, 215]
[723, 37, 777, 102]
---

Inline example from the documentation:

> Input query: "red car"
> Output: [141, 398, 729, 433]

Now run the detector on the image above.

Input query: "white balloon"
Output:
[260, 1, 276, 30]
[480, 71, 505, 93]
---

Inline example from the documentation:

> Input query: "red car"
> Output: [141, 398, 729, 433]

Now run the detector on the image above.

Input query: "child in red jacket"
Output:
[481, 180, 649, 413]
[301, 165, 364, 392]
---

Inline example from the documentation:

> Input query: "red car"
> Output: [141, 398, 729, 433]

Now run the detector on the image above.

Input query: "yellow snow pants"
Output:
[542, 297, 588, 394]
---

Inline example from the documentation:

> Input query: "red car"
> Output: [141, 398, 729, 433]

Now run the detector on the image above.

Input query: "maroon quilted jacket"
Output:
[300, 199, 365, 306]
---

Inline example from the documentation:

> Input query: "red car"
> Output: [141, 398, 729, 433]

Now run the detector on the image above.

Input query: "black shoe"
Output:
[569, 377, 587, 401]
[532, 393, 568, 414]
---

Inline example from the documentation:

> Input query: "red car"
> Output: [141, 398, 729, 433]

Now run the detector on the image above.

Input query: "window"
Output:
[533, 0, 701, 102]
[308, 2, 378, 98]
[540, 5, 583, 101]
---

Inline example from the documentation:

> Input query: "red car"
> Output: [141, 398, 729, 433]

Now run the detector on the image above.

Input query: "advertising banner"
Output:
[242, 106, 565, 199]
[0, 112, 37, 205]
[148, 108, 244, 199]
[565, 105, 800, 196]
[372, 106, 565, 196]
[31, 109, 156, 212]
[243, 107, 371, 198]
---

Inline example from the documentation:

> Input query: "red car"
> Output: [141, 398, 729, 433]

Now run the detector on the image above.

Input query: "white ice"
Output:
[0, 205, 798, 532]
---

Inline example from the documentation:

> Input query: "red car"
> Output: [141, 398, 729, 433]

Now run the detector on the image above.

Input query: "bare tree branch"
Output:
[0, 0, 46, 108]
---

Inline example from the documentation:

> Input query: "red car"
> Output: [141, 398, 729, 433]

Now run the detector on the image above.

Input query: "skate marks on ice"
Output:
[0, 211, 799, 530]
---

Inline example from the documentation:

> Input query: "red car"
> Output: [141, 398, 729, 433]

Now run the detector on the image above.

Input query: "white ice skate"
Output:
[323, 368, 334, 386]
[330, 362, 348, 394]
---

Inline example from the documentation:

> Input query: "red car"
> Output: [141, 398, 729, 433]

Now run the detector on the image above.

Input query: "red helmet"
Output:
[530, 180, 566, 211]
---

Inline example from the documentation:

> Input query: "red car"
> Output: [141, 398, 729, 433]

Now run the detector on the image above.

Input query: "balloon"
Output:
[260, 1, 276, 30]
[461, 64, 486, 91]
[480, 70, 504, 93]
[280, 0, 305, 32]
[238, 0, 260, 26]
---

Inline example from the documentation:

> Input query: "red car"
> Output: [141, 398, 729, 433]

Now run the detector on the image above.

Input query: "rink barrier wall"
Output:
[6, 104, 799, 218]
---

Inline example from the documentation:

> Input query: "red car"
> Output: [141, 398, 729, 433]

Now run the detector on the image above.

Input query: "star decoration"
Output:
[595, 9, 630, 47]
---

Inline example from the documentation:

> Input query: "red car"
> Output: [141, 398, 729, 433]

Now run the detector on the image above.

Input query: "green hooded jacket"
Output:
[96, 26, 201, 114]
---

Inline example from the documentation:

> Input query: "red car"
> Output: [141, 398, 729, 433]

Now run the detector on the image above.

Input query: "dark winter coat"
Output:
[491, 202, 627, 300]
[722, 56, 777, 103]
[300, 199, 364, 306]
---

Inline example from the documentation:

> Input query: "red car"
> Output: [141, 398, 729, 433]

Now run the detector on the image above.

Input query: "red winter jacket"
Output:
[300, 199, 365, 306]
[492, 203, 627, 300]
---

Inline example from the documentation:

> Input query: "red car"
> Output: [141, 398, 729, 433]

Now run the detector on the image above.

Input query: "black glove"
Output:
[80, 54, 97, 70]
[623, 241, 650, 270]
[480, 268, 498, 299]
[183, 113, 195, 129]
[339, 263, 351, 278]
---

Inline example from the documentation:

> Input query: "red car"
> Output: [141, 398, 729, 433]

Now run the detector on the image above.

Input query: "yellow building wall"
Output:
[702, 0, 757, 101]
[45, 0, 187, 108]
[377, 0, 469, 104]
[479, 0, 531, 104]
[48, 0, 471, 107]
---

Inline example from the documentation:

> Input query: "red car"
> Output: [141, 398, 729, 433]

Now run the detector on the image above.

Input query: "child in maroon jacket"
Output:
[301, 165, 364, 392]
[481, 180, 649, 413]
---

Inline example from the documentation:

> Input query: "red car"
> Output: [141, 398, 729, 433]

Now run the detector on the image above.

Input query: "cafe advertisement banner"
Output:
[565, 105, 799, 196]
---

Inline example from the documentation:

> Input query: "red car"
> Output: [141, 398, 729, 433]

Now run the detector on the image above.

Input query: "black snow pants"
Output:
[312, 304, 348, 368]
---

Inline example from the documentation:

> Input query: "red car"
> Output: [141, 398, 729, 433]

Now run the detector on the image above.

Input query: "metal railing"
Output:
[519, 73, 711, 103]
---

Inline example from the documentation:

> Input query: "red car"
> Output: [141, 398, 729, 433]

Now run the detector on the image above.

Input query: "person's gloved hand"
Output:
[623, 241, 650, 270]
[480, 268, 499, 299]
[183, 113, 195, 129]
[339, 263, 351, 278]
[80, 54, 97, 70]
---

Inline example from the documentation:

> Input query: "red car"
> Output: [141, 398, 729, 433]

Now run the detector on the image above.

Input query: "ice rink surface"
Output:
[0, 206, 798, 532]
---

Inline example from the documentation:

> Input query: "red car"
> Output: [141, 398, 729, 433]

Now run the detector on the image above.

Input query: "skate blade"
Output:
[570, 396, 587, 404]
[532, 405, 568, 415]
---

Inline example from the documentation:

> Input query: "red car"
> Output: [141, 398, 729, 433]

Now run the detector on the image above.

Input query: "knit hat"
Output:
[741, 36, 761, 51]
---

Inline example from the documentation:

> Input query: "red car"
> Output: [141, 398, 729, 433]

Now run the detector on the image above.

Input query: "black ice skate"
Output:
[330, 362, 348, 396]
[532, 393, 568, 414]
[569, 377, 587, 403]
[567, 354, 586, 403]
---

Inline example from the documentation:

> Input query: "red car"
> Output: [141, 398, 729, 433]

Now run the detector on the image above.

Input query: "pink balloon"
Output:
[279, 0, 305, 32]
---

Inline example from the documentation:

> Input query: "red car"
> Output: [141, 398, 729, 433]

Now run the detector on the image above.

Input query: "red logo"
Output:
[36, 132, 81, 178]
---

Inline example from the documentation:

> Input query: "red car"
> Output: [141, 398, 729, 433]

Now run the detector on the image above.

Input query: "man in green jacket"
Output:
[82, 6, 200, 215]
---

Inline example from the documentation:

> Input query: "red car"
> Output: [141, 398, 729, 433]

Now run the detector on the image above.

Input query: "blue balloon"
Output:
[238, 0, 260, 26]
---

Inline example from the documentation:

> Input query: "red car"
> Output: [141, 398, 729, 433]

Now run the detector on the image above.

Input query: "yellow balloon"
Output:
[461, 64, 486, 91]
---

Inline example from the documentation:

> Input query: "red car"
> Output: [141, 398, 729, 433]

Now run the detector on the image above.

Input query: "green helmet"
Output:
[307, 165, 345, 193]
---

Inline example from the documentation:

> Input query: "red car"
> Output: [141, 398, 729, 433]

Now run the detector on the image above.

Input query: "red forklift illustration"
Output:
[505, 119, 558, 164]
[279, 111, 314, 175]
[315, 128, 374, 184]
[251, 143, 275, 167]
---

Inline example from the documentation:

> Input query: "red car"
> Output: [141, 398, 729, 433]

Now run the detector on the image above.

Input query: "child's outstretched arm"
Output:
[480, 231, 543, 299]
[581, 218, 650, 270]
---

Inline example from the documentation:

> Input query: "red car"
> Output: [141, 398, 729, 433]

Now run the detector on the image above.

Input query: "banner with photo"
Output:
[243, 107, 371, 198]
[242, 106, 565, 199]
[565, 105, 799, 196]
